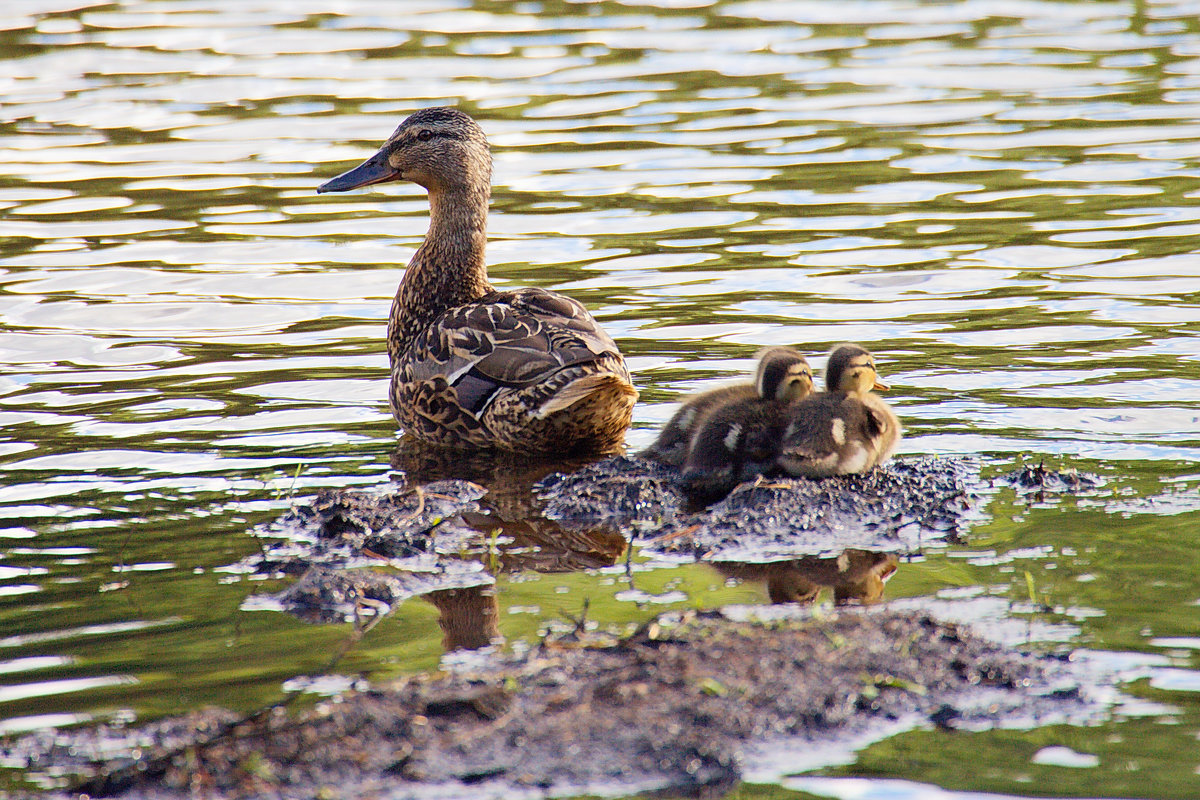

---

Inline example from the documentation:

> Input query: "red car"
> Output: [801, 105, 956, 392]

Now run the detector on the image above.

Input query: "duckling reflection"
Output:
[712, 550, 898, 606]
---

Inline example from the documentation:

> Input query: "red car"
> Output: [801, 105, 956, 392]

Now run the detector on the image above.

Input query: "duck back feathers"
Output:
[391, 286, 635, 453]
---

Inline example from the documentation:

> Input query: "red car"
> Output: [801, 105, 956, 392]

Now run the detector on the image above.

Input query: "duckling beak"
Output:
[318, 149, 400, 193]
[873, 380, 890, 392]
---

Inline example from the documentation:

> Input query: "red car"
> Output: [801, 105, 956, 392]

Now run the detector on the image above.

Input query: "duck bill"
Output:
[873, 380, 890, 392]
[317, 150, 400, 193]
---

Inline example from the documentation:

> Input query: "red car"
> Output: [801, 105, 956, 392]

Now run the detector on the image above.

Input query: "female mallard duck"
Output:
[678, 348, 814, 497]
[318, 107, 637, 455]
[776, 343, 900, 477]
[642, 346, 811, 466]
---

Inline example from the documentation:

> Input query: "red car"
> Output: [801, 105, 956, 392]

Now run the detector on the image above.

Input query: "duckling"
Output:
[776, 343, 901, 477]
[679, 348, 814, 498]
[643, 346, 810, 467]
[318, 107, 637, 455]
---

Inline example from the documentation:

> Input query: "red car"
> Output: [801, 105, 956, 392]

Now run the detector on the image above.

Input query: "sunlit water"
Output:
[3, 0, 1200, 796]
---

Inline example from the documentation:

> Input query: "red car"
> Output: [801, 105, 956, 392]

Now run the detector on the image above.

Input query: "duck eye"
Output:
[417, 129, 433, 142]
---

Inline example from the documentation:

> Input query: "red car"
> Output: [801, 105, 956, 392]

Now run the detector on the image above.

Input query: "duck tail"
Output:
[536, 372, 638, 419]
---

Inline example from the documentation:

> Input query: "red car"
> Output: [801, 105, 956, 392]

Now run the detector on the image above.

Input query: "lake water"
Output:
[3, 0, 1200, 797]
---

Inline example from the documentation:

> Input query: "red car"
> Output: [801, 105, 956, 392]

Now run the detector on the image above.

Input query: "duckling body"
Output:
[641, 383, 756, 467]
[678, 348, 814, 498]
[319, 108, 636, 454]
[777, 343, 900, 477]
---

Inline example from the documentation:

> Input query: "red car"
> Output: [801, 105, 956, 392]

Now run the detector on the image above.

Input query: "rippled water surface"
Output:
[4, 0, 1200, 796]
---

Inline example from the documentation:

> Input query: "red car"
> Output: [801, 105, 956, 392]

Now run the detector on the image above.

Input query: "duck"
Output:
[678, 347, 814, 498]
[642, 346, 811, 466]
[776, 343, 901, 477]
[318, 107, 637, 455]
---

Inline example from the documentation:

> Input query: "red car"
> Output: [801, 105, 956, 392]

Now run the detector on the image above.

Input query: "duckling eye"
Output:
[417, 129, 434, 142]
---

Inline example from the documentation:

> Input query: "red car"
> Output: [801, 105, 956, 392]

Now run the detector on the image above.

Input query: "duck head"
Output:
[825, 343, 889, 396]
[755, 347, 814, 402]
[318, 107, 492, 196]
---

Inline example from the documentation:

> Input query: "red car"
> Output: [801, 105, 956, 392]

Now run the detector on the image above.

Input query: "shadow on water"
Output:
[389, 440, 629, 575]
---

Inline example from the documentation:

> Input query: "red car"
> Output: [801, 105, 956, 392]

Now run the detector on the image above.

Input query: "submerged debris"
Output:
[998, 461, 1104, 496]
[246, 480, 492, 622]
[266, 479, 487, 559]
[260, 563, 492, 625]
[16, 608, 1112, 800]
[247, 455, 1102, 624]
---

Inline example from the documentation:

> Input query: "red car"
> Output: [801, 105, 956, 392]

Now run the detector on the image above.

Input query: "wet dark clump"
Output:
[536, 455, 981, 560]
[268, 563, 492, 624]
[268, 479, 487, 559]
[653, 456, 980, 561]
[535, 455, 686, 533]
[247, 480, 492, 621]
[16, 608, 1109, 800]
[998, 461, 1104, 496]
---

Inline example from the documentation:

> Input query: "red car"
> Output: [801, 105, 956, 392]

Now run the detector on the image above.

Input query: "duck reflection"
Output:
[392, 441, 627, 651]
[424, 585, 502, 652]
[712, 550, 898, 606]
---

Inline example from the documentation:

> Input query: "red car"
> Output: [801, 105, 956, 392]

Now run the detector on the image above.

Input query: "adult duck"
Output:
[776, 343, 900, 477]
[319, 107, 637, 454]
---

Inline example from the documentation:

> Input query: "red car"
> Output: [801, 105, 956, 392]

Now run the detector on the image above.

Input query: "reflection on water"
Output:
[3, 0, 1200, 795]
[425, 586, 501, 653]
[713, 551, 899, 606]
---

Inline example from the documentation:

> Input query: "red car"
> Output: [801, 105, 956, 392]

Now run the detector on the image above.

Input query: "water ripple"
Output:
[2, 2, 1200, 790]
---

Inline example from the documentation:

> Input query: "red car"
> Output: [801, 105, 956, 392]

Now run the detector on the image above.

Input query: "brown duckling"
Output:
[643, 346, 812, 466]
[318, 107, 637, 455]
[679, 348, 814, 498]
[776, 343, 901, 477]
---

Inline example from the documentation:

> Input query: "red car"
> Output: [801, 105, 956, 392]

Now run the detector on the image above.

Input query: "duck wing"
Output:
[402, 287, 628, 419]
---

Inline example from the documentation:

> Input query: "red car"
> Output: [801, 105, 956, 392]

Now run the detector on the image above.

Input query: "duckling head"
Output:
[826, 343, 889, 396]
[755, 347, 814, 403]
[318, 107, 492, 196]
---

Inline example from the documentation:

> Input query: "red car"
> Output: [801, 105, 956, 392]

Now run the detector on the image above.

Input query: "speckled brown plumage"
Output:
[319, 107, 636, 454]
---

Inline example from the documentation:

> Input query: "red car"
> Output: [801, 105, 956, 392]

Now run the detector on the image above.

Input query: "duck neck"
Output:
[388, 182, 493, 363]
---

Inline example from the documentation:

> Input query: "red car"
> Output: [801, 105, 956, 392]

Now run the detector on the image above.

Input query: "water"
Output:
[3, 0, 1200, 795]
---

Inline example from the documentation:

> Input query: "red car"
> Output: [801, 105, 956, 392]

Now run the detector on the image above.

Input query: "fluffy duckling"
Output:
[776, 343, 901, 478]
[318, 107, 637, 455]
[679, 348, 814, 498]
[643, 346, 811, 467]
